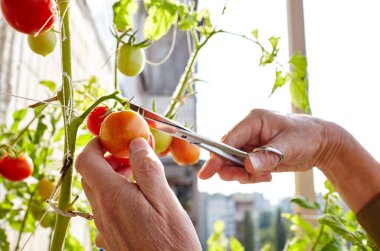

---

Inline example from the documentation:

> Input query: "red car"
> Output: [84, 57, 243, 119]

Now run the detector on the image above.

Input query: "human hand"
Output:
[198, 109, 341, 183]
[75, 137, 201, 251]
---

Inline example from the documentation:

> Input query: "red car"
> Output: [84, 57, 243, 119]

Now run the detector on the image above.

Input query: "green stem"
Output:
[10, 105, 47, 148]
[77, 91, 125, 123]
[311, 224, 324, 251]
[219, 30, 268, 54]
[114, 39, 121, 90]
[50, 0, 75, 250]
[14, 189, 37, 251]
[164, 31, 217, 118]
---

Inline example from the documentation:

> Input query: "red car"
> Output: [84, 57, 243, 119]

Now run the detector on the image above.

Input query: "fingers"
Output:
[198, 155, 224, 179]
[217, 165, 272, 184]
[246, 147, 284, 173]
[75, 137, 125, 194]
[129, 138, 175, 210]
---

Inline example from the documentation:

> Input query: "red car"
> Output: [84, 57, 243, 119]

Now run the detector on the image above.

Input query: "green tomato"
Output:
[40, 212, 55, 228]
[117, 44, 145, 77]
[30, 202, 44, 221]
[27, 29, 57, 57]
[150, 128, 172, 154]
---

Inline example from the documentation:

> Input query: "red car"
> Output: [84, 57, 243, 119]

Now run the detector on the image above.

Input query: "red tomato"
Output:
[148, 133, 155, 151]
[100, 110, 150, 158]
[1, 0, 55, 35]
[0, 155, 34, 181]
[87, 106, 110, 136]
[169, 137, 200, 166]
[105, 155, 130, 171]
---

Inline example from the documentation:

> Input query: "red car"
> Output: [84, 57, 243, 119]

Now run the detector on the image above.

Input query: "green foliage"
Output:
[113, 0, 138, 32]
[207, 220, 245, 251]
[242, 210, 254, 251]
[288, 53, 310, 113]
[0, 227, 10, 251]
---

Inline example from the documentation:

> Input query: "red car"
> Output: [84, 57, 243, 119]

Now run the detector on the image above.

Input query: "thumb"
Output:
[245, 145, 284, 173]
[129, 138, 174, 207]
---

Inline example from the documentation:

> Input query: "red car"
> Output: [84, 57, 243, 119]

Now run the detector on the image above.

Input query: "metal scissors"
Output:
[129, 102, 248, 167]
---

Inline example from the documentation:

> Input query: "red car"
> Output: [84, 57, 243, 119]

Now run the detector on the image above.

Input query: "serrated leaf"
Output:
[178, 4, 198, 31]
[40, 80, 56, 92]
[319, 214, 358, 243]
[271, 70, 289, 95]
[251, 29, 258, 39]
[230, 236, 244, 251]
[291, 196, 320, 210]
[144, 0, 178, 41]
[269, 36, 280, 50]
[76, 134, 93, 147]
[113, 0, 138, 32]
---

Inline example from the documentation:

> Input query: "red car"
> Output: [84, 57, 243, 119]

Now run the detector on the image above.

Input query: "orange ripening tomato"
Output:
[169, 137, 200, 166]
[0, 154, 34, 181]
[100, 110, 150, 158]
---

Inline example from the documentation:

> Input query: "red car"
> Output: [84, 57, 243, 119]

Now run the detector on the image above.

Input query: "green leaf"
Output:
[291, 196, 320, 210]
[0, 227, 10, 251]
[113, 0, 138, 32]
[324, 180, 335, 194]
[286, 238, 309, 251]
[76, 134, 93, 147]
[271, 70, 289, 95]
[269, 36, 280, 50]
[230, 236, 244, 251]
[34, 117, 48, 144]
[64, 233, 83, 251]
[11, 109, 28, 131]
[178, 4, 198, 31]
[54, 128, 65, 142]
[321, 239, 344, 251]
[40, 80, 56, 92]
[282, 213, 316, 237]
[289, 52, 310, 113]
[144, 0, 178, 41]
[251, 29, 258, 40]
[319, 214, 358, 243]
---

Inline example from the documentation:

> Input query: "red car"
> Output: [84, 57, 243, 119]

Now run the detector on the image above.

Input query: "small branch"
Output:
[77, 91, 126, 123]
[29, 96, 58, 108]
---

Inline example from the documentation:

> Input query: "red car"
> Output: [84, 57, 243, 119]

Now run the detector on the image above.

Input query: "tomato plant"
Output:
[100, 110, 150, 158]
[28, 29, 57, 57]
[0, 154, 34, 181]
[117, 44, 146, 77]
[0, 0, 55, 35]
[169, 137, 200, 166]
[87, 106, 111, 136]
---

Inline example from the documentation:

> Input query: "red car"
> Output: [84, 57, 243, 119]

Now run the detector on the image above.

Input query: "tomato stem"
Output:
[50, 0, 75, 250]
[114, 39, 121, 90]
[164, 30, 217, 118]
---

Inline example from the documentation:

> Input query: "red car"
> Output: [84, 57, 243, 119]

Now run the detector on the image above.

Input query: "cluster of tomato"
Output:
[0, 0, 57, 56]
[87, 106, 200, 175]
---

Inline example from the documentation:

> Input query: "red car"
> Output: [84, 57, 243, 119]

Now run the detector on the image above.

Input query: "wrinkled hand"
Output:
[199, 109, 340, 183]
[75, 137, 201, 251]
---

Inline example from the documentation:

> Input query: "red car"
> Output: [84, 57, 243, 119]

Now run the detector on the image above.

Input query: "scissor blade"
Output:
[129, 102, 187, 131]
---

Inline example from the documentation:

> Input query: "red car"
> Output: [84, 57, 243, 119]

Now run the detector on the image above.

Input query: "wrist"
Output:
[316, 120, 380, 212]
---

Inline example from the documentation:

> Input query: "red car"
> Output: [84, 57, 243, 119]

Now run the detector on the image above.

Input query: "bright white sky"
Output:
[196, 0, 380, 204]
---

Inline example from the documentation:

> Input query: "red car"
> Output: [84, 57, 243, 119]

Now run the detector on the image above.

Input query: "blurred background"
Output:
[1, 0, 380, 250]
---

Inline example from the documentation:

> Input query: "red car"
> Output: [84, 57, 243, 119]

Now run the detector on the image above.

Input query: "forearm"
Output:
[319, 122, 380, 213]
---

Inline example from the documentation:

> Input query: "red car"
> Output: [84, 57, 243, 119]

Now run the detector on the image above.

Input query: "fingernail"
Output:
[129, 138, 149, 153]
[249, 153, 264, 172]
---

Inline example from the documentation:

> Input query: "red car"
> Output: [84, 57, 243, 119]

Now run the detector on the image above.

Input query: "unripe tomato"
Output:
[0, 155, 34, 181]
[150, 128, 172, 154]
[100, 110, 150, 158]
[169, 137, 200, 166]
[1, 0, 55, 35]
[117, 44, 145, 77]
[28, 29, 57, 57]
[37, 177, 55, 201]
[40, 212, 55, 228]
[87, 106, 110, 136]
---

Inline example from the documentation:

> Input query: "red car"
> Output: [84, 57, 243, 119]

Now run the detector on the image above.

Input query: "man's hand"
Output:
[75, 137, 201, 250]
